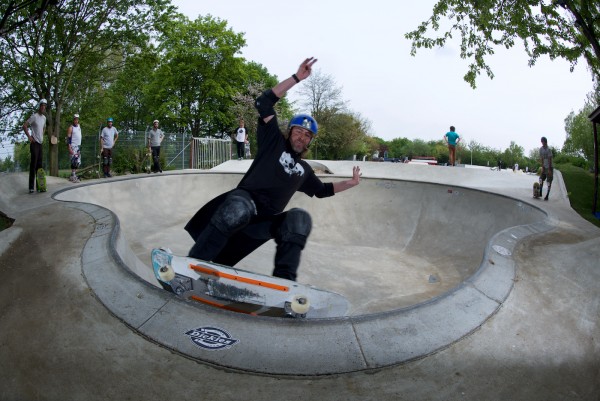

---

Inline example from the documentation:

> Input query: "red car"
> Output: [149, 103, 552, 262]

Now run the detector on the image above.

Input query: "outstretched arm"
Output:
[332, 166, 361, 194]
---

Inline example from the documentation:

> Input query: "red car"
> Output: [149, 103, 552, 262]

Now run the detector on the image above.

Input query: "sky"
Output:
[170, 0, 595, 156]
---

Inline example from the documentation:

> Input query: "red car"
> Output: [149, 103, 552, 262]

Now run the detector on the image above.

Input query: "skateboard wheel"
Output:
[158, 264, 175, 282]
[290, 295, 310, 314]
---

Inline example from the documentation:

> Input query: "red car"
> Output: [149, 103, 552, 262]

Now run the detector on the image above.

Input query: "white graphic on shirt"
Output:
[279, 151, 304, 176]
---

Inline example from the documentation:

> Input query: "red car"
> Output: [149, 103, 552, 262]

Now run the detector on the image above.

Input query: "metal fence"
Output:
[190, 137, 232, 169]
[0, 129, 235, 172]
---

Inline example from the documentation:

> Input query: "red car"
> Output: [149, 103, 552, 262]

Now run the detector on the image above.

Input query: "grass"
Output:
[556, 163, 600, 228]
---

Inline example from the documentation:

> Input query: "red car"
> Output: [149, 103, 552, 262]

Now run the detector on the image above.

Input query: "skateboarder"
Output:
[22, 99, 47, 193]
[185, 57, 361, 282]
[539, 136, 553, 200]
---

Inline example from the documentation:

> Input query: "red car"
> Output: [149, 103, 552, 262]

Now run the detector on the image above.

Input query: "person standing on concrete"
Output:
[444, 126, 461, 166]
[66, 114, 82, 183]
[147, 119, 164, 173]
[100, 117, 118, 178]
[22, 99, 47, 193]
[538, 136, 553, 200]
[234, 119, 247, 160]
[185, 57, 362, 282]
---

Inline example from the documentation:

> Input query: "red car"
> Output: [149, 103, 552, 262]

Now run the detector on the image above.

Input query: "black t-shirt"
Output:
[237, 115, 333, 215]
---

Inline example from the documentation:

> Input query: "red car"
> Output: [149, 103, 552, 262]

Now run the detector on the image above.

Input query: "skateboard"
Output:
[36, 168, 46, 192]
[143, 147, 152, 173]
[533, 182, 541, 199]
[151, 248, 349, 318]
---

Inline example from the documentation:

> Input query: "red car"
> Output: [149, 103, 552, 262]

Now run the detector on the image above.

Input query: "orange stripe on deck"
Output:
[189, 295, 258, 315]
[189, 264, 290, 292]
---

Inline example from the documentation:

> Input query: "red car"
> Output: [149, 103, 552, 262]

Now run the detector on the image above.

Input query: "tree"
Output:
[228, 61, 288, 156]
[501, 141, 526, 168]
[150, 15, 246, 138]
[405, 1, 600, 88]
[297, 69, 347, 122]
[0, 0, 173, 176]
[310, 111, 370, 160]
[0, 0, 58, 37]
[563, 86, 599, 163]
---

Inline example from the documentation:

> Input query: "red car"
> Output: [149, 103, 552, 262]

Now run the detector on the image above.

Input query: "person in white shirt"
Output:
[147, 119, 165, 172]
[100, 117, 118, 178]
[66, 114, 82, 182]
[22, 99, 47, 193]
[234, 119, 247, 160]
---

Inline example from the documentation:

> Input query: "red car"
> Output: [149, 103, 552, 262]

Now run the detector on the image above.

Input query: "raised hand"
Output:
[295, 57, 318, 81]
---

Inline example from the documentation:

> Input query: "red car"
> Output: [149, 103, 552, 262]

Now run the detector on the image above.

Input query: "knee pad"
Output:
[211, 193, 256, 235]
[276, 208, 312, 248]
[103, 157, 109, 166]
[70, 157, 80, 169]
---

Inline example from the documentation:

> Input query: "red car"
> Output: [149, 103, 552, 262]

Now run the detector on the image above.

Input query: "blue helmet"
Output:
[107, 117, 113, 122]
[288, 114, 318, 137]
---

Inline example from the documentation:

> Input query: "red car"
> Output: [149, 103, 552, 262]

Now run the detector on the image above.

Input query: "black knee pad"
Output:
[211, 193, 256, 235]
[103, 157, 109, 166]
[70, 156, 80, 169]
[276, 208, 312, 248]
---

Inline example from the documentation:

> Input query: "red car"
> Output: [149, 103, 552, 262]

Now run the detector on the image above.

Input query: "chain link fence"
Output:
[0, 129, 235, 174]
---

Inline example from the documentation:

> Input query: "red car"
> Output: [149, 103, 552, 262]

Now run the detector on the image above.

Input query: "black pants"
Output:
[101, 148, 112, 175]
[151, 146, 161, 172]
[188, 190, 312, 281]
[28, 141, 43, 191]
[236, 141, 245, 159]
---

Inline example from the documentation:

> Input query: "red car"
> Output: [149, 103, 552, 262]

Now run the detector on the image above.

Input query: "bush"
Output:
[554, 154, 589, 170]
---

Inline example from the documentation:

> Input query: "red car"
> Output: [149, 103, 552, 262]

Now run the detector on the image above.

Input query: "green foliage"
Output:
[405, 1, 600, 88]
[557, 163, 600, 228]
[562, 84, 600, 164]
[554, 153, 589, 169]
[0, 156, 14, 172]
[0, 0, 175, 175]
[149, 15, 247, 138]
[14, 142, 30, 170]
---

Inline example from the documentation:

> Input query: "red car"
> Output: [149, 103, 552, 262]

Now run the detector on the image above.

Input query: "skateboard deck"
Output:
[151, 248, 349, 318]
[36, 168, 46, 192]
[142, 148, 152, 173]
[533, 182, 540, 198]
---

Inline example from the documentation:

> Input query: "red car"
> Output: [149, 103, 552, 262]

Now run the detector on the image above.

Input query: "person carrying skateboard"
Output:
[539, 136, 553, 200]
[100, 117, 118, 178]
[185, 57, 361, 282]
[66, 114, 82, 182]
[22, 99, 47, 193]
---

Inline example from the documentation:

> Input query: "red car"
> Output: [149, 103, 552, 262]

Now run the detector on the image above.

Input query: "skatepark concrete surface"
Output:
[1, 161, 599, 400]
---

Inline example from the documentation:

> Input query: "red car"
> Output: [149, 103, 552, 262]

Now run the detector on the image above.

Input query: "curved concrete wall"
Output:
[53, 171, 553, 375]
[56, 172, 545, 315]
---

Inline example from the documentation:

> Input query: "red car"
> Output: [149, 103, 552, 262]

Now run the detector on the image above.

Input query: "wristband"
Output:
[292, 74, 300, 83]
